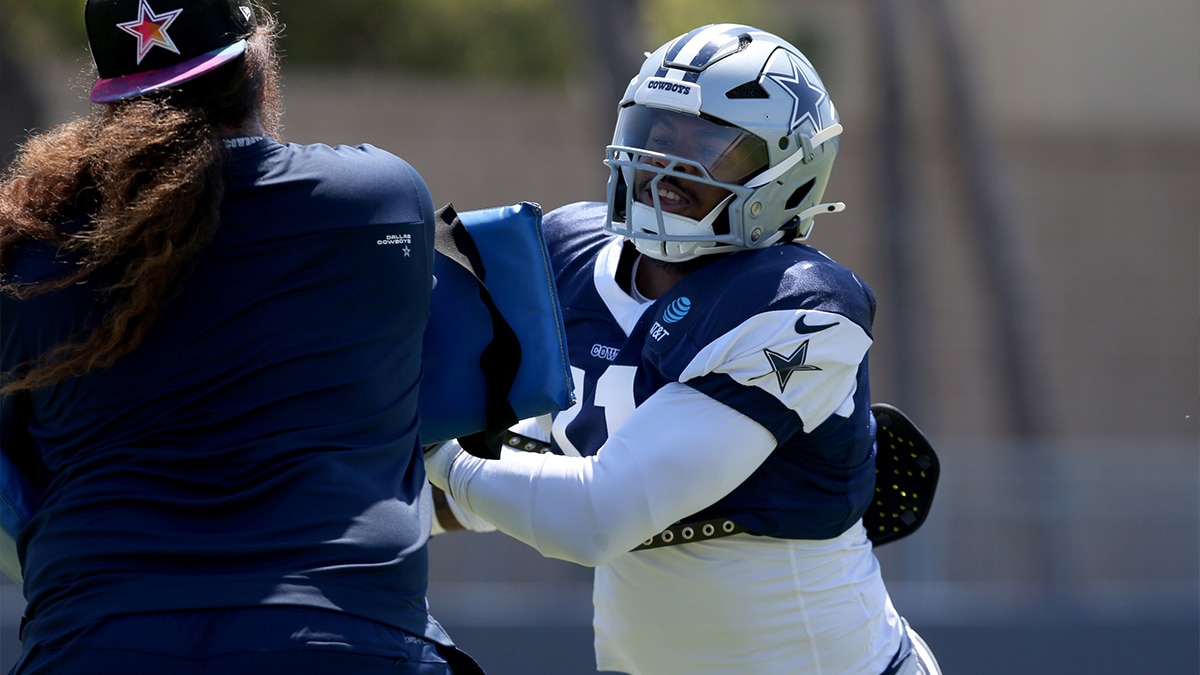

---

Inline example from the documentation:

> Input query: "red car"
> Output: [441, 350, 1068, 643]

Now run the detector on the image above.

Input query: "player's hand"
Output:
[423, 440, 463, 494]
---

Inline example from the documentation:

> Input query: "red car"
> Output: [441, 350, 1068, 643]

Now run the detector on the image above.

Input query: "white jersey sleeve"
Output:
[678, 307, 873, 431]
[445, 383, 775, 566]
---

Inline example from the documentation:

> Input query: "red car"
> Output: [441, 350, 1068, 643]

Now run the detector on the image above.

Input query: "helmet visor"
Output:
[612, 105, 769, 185]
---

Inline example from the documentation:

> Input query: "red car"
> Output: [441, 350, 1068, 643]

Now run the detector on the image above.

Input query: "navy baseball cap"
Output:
[86, 0, 256, 103]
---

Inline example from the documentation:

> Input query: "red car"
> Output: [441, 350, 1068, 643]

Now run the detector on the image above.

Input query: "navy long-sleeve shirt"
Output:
[1, 138, 448, 646]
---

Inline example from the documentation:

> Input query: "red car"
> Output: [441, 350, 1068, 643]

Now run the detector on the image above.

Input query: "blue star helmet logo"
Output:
[764, 50, 828, 134]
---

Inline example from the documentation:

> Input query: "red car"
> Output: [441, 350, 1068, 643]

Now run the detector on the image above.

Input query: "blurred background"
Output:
[1, 0, 1197, 672]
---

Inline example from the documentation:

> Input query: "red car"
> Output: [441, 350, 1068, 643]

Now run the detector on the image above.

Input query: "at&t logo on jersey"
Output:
[649, 296, 693, 344]
[662, 297, 691, 323]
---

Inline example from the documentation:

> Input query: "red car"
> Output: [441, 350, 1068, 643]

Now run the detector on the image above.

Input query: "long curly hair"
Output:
[0, 5, 283, 395]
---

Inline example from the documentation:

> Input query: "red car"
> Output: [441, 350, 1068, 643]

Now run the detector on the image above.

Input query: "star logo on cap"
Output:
[765, 51, 827, 134]
[117, 0, 184, 64]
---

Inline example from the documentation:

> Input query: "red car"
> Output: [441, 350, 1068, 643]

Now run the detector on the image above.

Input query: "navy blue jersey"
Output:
[1, 139, 448, 645]
[544, 201, 879, 540]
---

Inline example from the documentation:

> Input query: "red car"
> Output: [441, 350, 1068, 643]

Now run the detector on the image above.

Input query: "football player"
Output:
[427, 24, 941, 675]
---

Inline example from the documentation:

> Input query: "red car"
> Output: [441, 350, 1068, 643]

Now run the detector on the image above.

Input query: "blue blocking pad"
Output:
[419, 202, 574, 448]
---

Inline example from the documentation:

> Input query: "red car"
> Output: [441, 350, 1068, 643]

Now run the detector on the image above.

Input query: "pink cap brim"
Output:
[91, 40, 247, 103]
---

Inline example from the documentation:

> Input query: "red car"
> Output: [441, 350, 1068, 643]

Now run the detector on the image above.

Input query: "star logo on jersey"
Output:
[759, 340, 822, 392]
[118, 0, 184, 65]
[765, 51, 827, 134]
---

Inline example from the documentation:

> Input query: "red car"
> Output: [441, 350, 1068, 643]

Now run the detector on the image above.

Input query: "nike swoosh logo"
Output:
[795, 314, 838, 335]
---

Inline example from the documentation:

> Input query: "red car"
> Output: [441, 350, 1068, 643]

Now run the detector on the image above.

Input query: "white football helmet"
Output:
[604, 24, 845, 262]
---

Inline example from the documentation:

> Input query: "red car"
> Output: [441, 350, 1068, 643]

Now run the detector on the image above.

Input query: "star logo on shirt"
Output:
[118, 0, 184, 64]
[761, 340, 821, 392]
[765, 51, 827, 134]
